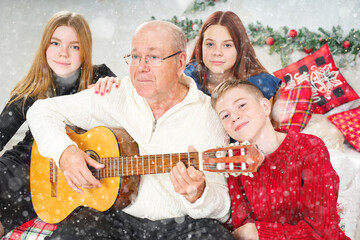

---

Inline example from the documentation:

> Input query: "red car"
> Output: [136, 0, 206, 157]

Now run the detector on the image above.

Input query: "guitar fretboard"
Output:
[50, 152, 203, 181]
[97, 152, 201, 178]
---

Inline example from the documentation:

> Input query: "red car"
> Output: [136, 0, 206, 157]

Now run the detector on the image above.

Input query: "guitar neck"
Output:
[92, 152, 202, 179]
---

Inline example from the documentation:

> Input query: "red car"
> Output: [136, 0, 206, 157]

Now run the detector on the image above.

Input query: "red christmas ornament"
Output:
[266, 37, 274, 46]
[319, 37, 324, 43]
[342, 40, 351, 49]
[191, 23, 199, 31]
[303, 46, 313, 54]
[288, 29, 297, 38]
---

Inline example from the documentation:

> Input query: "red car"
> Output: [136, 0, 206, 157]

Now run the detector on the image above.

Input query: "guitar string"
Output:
[87, 166, 249, 176]
[86, 161, 250, 177]
[50, 151, 253, 177]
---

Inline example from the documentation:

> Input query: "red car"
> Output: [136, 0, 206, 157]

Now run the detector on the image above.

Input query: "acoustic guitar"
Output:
[30, 126, 264, 224]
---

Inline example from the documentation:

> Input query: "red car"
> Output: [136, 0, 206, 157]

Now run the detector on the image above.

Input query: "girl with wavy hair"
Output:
[0, 11, 115, 236]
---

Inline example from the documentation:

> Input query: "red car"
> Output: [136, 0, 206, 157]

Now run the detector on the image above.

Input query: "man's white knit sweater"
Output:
[27, 74, 230, 222]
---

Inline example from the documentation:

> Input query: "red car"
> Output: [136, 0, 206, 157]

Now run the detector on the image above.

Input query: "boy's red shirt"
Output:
[228, 130, 350, 240]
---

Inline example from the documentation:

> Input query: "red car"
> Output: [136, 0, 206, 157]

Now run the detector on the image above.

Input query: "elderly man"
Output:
[27, 20, 233, 239]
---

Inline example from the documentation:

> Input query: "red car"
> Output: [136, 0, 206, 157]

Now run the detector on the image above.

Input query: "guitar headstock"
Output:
[202, 142, 265, 175]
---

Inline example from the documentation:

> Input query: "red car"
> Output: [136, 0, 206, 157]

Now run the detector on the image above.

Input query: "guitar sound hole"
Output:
[88, 166, 100, 179]
[85, 150, 100, 160]
[85, 150, 100, 179]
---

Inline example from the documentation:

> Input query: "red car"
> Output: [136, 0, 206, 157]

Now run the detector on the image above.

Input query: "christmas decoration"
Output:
[248, 22, 360, 67]
[152, 16, 203, 42]
[303, 46, 313, 54]
[191, 23, 199, 31]
[266, 37, 275, 46]
[288, 29, 298, 38]
[159, 0, 359, 68]
[342, 40, 351, 49]
[184, 0, 227, 13]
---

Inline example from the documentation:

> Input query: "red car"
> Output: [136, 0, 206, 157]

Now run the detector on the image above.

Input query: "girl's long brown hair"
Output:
[9, 11, 93, 112]
[189, 11, 268, 91]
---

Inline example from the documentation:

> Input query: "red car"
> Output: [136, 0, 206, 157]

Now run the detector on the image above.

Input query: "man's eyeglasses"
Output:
[123, 51, 181, 67]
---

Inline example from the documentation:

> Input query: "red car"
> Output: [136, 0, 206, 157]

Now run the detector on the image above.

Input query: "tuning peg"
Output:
[240, 148, 245, 156]
[215, 150, 226, 158]
[241, 162, 246, 170]
[216, 162, 226, 170]
[229, 162, 234, 170]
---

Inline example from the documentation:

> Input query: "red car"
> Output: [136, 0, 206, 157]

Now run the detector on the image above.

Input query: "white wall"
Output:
[0, 0, 359, 109]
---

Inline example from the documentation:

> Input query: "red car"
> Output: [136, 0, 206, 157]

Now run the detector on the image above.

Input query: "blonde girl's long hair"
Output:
[190, 11, 268, 91]
[9, 11, 93, 111]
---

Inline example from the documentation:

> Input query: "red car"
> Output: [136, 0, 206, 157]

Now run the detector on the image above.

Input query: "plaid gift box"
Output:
[274, 44, 359, 114]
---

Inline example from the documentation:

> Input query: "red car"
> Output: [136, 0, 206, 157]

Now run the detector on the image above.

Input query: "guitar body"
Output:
[31, 126, 264, 224]
[30, 126, 139, 224]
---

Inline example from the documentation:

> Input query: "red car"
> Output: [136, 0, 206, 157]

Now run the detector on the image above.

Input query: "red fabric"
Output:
[1, 219, 36, 240]
[1, 218, 57, 240]
[274, 44, 359, 114]
[276, 79, 313, 132]
[228, 131, 350, 240]
[327, 106, 360, 152]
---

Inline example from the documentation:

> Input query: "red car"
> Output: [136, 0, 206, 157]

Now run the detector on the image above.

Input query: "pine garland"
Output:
[248, 22, 360, 67]
[154, 0, 227, 41]
[158, 0, 359, 68]
[165, 18, 359, 68]
[184, 0, 227, 13]
[166, 16, 203, 41]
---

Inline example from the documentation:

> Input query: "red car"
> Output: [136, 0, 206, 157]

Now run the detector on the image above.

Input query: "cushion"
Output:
[272, 79, 313, 132]
[2, 218, 56, 240]
[324, 100, 357, 116]
[301, 114, 344, 151]
[273, 44, 359, 114]
[327, 106, 360, 152]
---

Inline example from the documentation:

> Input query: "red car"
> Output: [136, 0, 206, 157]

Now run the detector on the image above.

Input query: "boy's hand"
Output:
[88, 76, 121, 95]
[233, 223, 259, 240]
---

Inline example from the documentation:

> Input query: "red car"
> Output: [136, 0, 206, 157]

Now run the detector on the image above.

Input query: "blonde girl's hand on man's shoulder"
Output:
[88, 76, 121, 95]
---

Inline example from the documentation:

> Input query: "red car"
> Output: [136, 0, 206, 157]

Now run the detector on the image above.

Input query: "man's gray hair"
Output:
[170, 23, 187, 53]
[136, 20, 187, 53]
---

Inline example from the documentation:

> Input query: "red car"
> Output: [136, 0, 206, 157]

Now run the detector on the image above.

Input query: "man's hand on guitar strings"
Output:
[169, 145, 205, 203]
[59, 145, 104, 194]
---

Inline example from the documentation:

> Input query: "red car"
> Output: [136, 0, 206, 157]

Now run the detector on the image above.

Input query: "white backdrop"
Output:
[0, 0, 359, 110]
